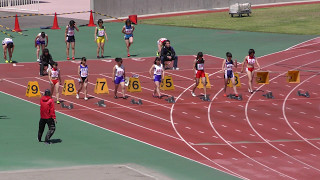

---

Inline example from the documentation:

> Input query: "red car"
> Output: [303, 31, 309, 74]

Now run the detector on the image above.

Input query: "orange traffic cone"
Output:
[129, 15, 138, 25]
[88, 10, 96, 27]
[14, 14, 22, 32]
[51, 12, 61, 29]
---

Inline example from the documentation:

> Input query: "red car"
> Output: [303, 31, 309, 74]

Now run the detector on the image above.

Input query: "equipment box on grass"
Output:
[229, 2, 252, 17]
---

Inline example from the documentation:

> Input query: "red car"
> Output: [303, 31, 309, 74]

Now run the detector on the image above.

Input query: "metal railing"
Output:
[0, 0, 39, 12]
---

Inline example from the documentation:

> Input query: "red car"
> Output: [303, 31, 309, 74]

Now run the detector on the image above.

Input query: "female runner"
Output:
[48, 62, 61, 104]
[121, 19, 134, 57]
[191, 52, 207, 98]
[241, 49, 261, 93]
[149, 57, 164, 98]
[222, 52, 238, 97]
[112, 57, 127, 99]
[76, 57, 89, 100]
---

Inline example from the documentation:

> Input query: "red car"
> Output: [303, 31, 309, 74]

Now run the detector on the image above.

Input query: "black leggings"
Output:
[38, 118, 56, 142]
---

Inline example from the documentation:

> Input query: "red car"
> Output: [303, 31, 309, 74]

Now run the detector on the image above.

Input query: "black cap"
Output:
[44, 89, 51, 96]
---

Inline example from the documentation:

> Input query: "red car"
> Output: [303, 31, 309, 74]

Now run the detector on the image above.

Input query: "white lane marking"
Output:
[279, 144, 285, 147]
[279, 117, 284, 120]
[279, 94, 284, 96]
[238, 104, 244, 108]
[235, 129, 241, 132]
[293, 122, 300, 124]
[315, 116, 320, 119]
[310, 154, 317, 157]
[272, 103, 278, 106]
[182, 112, 188, 115]
[217, 110, 223, 113]
[221, 125, 227, 128]
[300, 112, 306, 114]
[265, 113, 271, 116]
[101, 59, 112, 62]
[288, 161, 293, 164]
[204, 106, 208, 109]
[256, 151, 262, 154]
[241, 145, 247, 149]
[247, 163, 253, 166]
[308, 126, 314, 129]
[195, 116, 200, 119]
[225, 101, 231, 103]
[286, 132, 293, 135]
[230, 114, 236, 118]
[199, 131, 204, 134]
[286, 85, 291, 88]
[306, 102, 312, 104]
[203, 147, 208, 150]
[272, 156, 278, 159]
[304, 167, 310, 170]
[286, 107, 292, 110]
[272, 128, 278, 131]
[257, 123, 263, 126]
[232, 158, 238, 161]
[273, 81, 278, 84]
[185, 127, 191, 129]
[250, 134, 255, 137]
[217, 152, 223, 156]
[212, 136, 219, 139]
[251, 109, 257, 111]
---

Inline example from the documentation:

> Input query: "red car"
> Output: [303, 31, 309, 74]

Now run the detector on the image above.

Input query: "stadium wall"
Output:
[92, 0, 313, 19]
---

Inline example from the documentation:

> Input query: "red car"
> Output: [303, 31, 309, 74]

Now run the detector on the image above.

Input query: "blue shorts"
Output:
[124, 34, 133, 40]
[114, 76, 124, 84]
[36, 40, 45, 45]
[154, 75, 162, 82]
[225, 70, 234, 79]
[66, 36, 75, 42]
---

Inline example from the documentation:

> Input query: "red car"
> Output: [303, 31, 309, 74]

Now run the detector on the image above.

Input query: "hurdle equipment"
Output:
[197, 73, 211, 89]
[256, 72, 269, 84]
[160, 75, 175, 91]
[227, 94, 243, 101]
[26, 81, 41, 97]
[95, 100, 106, 107]
[297, 91, 310, 98]
[165, 96, 175, 103]
[130, 99, 142, 105]
[94, 78, 109, 94]
[200, 95, 210, 101]
[61, 102, 74, 109]
[262, 92, 274, 99]
[287, 71, 300, 83]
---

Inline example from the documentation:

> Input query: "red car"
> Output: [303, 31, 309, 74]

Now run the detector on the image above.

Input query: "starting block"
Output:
[297, 91, 310, 98]
[200, 95, 210, 101]
[131, 99, 142, 105]
[165, 96, 175, 103]
[95, 100, 106, 107]
[227, 94, 243, 101]
[262, 92, 274, 99]
[61, 102, 74, 109]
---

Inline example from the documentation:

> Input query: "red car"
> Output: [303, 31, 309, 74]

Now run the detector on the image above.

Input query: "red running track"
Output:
[0, 38, 320, 179]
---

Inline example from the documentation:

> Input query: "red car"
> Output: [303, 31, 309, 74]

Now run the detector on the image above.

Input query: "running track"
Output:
[0, 38, 320, 179]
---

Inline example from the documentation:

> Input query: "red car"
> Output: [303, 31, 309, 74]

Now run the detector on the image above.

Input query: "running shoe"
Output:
[235, 94, 239, 97]
[173, 67, 180, 70]
[101, 55, 104, 58]
[76, 94, 79, 99]
[97, 56, 100, 59]
[156, 51, 159, 56]
[37, 59, 40, 62]
[5, 60, 9, 63]
[223, 93, 227, 97]
[9, 60, 12, 63]
[191, 92, 196, 97]
[72, 57, 75, 60]
[84, 97, 88, 101]
[114, 95, 118, 99]
[67, 57, 70, 60]
[56, 100, 60, 104]
[127, 53, 130, 57]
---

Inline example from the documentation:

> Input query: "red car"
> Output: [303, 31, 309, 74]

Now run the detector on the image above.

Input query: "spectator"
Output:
[156, 38, 167, 56]
[38, 89, 56, 144]
[39, 48, 54, 76]
[160, 40, 179, 70]
[2, 38, 14, 63]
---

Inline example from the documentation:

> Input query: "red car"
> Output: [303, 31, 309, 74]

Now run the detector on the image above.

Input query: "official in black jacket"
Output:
[40, 48, 55, 76]
[160, 40, 179, 70]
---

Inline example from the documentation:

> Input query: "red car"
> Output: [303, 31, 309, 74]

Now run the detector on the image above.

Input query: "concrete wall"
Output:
[93, 0, 311, 19]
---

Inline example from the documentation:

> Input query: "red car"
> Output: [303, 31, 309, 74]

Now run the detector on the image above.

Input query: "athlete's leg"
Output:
[114, 83, 119, 97]
[71, 42, 75, 58]
[96, 41, 101, 57]
[125, 39, 130, 54]
[77, 82, 83, 95]
[201, 76, 207, 96]
[231, 77, 238, 94]
[36, 45, 41, 60]
[120, 82, 126, 98]
[2, 45, 7, 61]
[83, 81, 88, 99]
[192, 78, 200, 94]
[66, 42, 70, 58]
[247, 70, 253, 92]
[155, 81, 161, 97]
[55, 82, 60, 101]
[101, 41, 105, 57]
[129, 36, 133, 45]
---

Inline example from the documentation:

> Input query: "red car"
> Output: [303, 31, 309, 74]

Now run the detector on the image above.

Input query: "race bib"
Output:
[98, 30, 104, 36]
[197, 63, 204, 70]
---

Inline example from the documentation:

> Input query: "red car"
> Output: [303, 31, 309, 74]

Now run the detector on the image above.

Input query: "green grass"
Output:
[140, 4, 320, 35]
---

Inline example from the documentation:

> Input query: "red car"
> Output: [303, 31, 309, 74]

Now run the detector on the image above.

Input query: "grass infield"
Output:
[140, 4, 320, 35]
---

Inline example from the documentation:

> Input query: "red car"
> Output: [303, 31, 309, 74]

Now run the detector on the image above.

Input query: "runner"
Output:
[94, 19, 108, 58]
[241, 49, 261, 93]
[2, 38, 14, 63]
[48, 62, 61, 104]
[156, 38, 167, 56]
[191, 52, 207, 98]
[122, 19, 134, 57]
[76, 57, 89, 100]
[222, 52, 238, 97]
[34, 32, 48, 62]
[112, 57, 127, 99]
[65, 20, 79, 60]
[149, 57, 164, 98]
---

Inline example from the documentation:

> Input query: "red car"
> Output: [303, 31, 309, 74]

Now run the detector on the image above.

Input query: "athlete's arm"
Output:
[11, 44, 14, 54]
[121, 26, 126, 34]
[221, 60, 226, 71]
[256, 58, 261, 70]
[45, 35, 48, 47]
[104, 27, 108, 42]
[149, 65, 155, 79]
[78, 65, 81, 79]
[64, 27, 68, 42]
[241, 56, 247, 73]
[58, 69, 62, 82]
[94, 27, 97, 42]
[112, 66, 116, 82]
[48, 69, 52, 83]
[74, 23, 79, 31]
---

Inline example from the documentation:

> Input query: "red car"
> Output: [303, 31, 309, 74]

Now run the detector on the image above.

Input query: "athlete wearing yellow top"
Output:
[94, 19, 108, 58]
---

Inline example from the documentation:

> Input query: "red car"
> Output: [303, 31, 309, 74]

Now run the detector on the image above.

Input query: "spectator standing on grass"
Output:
[94, 19, 108, 58]
[122, 19, 134, 57]
[39, 48, 54, 76]
[2, 38, 14, 63]
[65, 20, 79, 60]
[35, 32, 48, 62]
[160, 40, 179, 70]
[38, 89, 56, 144]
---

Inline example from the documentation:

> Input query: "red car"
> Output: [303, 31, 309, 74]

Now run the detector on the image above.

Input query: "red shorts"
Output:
[246, 67, 254, 72]
[196, 70, 205, 78]
[51, 79, 59, 85]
